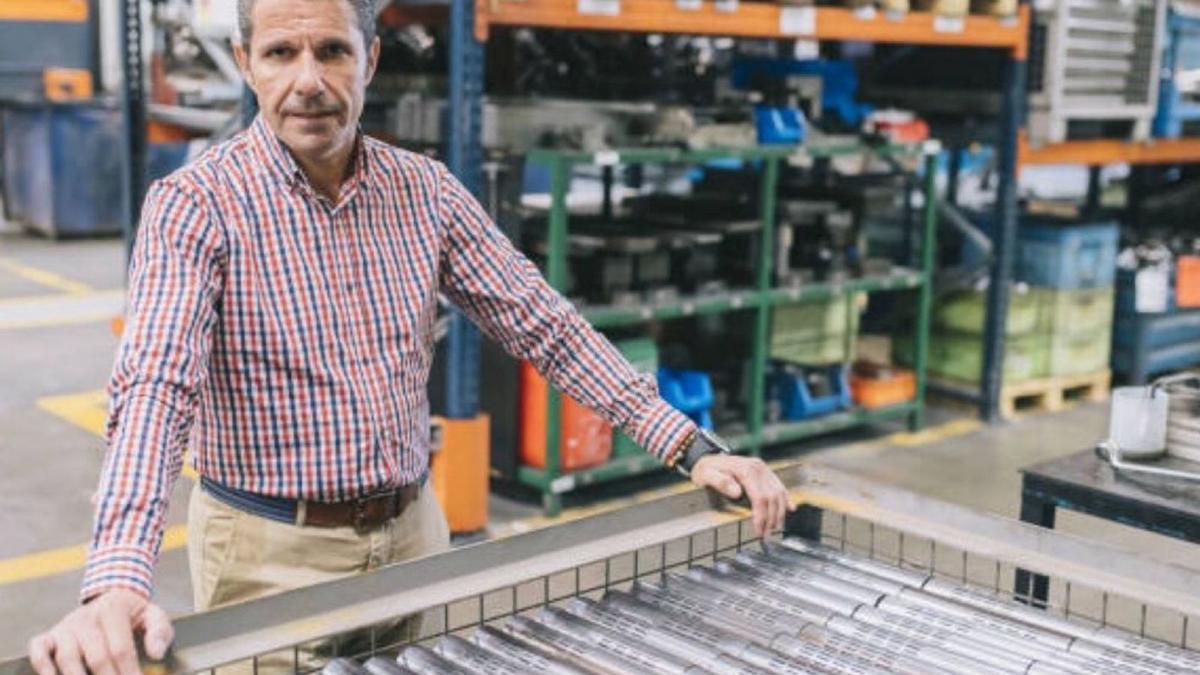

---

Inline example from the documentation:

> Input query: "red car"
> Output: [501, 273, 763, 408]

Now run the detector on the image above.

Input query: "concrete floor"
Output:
[1, 230, 1197, 660]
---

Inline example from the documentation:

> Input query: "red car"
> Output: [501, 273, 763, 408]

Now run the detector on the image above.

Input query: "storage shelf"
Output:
[1020, 136, 1200, 166]
[525, 141, 933, 167]
[517, 402, 918, 494]
[477, 0, 1028, 57]
[578, 269, 925, 328]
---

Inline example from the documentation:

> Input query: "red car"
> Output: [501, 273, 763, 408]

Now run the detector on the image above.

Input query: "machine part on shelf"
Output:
[471, 626, 591, 675]
[362, 656, 418, 675]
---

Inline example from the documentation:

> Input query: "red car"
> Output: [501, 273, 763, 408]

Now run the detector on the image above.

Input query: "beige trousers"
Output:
[186, 482, 451, 673]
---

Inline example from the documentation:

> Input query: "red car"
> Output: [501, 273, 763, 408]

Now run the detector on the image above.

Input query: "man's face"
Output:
[233, 0, 380, 165]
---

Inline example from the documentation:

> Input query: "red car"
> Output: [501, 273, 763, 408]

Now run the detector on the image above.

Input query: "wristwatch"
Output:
[674, 427, 733, 478]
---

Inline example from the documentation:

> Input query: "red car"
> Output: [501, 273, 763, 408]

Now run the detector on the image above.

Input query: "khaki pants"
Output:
[187, 482, 451, 673]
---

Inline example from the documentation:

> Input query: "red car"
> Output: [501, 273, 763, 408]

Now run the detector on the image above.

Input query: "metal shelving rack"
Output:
[518, 143, 938, 514]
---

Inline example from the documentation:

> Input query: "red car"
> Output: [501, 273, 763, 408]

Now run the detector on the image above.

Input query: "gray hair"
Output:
[237, 0, 377, 50]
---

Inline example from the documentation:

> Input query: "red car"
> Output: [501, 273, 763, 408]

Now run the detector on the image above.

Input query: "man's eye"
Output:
[322, 44, 350, 58]
[265, 47, 292, 58]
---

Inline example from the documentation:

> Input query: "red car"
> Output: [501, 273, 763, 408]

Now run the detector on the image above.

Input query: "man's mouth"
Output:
[288, 110, 337, 120]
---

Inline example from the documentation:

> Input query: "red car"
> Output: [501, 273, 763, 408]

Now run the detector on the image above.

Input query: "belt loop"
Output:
[295, 499, 307, 527]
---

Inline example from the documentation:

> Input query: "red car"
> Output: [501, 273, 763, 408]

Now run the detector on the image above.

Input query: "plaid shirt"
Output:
[82, 116, 695, 601]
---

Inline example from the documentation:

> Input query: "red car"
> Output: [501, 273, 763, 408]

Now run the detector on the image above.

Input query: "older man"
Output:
[28, 1, 793, 673]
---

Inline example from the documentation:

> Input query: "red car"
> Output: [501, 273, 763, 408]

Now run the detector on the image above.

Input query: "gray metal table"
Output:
[1015, 448, 1200, 606]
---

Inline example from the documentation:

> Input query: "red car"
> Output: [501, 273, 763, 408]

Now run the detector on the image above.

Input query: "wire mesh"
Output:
[214, 510, 1199, 675]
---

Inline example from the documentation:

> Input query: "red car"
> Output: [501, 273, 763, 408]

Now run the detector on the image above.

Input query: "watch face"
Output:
[698, 428, 732, 454]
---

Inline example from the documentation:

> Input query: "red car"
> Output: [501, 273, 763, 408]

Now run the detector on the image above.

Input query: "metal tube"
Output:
[538, 606, 708, 675]
[471, 626, 593, 675]
[504, 615, 645, 675]
[400, 645, 470, 675]
[682, 569, 836, 626]
[754, 546, 912, 596]
[323, 658, 373, 675]
[720, 557, 876, 612]
[774, 539, 932, 588]
[363, 656, 420, 675]
[433, 635, 527, 675]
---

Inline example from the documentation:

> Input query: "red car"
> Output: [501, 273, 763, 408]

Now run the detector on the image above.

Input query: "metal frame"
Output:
[4, 463, 1197, 674]
[520, 143, 938, 515]
[119, 0, 146, 262]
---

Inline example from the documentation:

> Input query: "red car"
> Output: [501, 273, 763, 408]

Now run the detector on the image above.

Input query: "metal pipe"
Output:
[719, 557, 875, 612]
[399, 645, 470, 675]
[471, 626, 594, 675]
[433, 634, 528, 675]
[504, 615, 655, 675]
[538, 606, 709, 675]
[680, 569, 835, 626]
[564, 598, 774, 675]
[774, 539, 932, 588]
[323, 658, 374, 675]
[362, 656, 419, 675]
[755, 546, 913, 596]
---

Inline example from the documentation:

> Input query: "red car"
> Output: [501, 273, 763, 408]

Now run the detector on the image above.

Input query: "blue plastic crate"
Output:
[1015, 219, 1119, 289]
[766, 362, 851, 421]
[1154, 11, 1200, 138]
[657, 367, 714, 430]
[1116, 268, 1179, 316]
[1112, 310, 1200, 383]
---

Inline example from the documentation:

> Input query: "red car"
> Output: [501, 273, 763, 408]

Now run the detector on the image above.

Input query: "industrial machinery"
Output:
[5, 464, 1196, 674]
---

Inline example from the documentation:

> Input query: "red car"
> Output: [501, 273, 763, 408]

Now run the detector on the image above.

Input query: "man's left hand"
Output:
[690, 455, 794, 537]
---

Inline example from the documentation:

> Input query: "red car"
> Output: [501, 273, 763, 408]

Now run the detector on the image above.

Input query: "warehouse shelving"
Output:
[1020, 136, 1200, 166]
[521, 144, 938, 514]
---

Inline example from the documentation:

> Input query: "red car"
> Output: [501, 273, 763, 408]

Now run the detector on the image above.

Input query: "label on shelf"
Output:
[779, 6, 816, 34]
[854, 5, 877, 20]
[551, 475, 576, 494]
[676, 0, 702, 9]
[577, 0, 620, 16]
[594, 150, 620, 166]
[932, 14, 965, 33]
[715, 0, 738, 12]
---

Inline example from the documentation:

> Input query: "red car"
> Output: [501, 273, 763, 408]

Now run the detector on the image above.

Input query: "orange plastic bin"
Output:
[518, 361, 612, 472]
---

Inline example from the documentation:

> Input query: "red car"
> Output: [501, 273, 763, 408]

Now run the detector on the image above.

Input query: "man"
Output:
[28, 1, 793, 673]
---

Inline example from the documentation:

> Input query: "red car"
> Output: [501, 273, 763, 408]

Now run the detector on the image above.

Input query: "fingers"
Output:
[49, 629, 87, 675]
[100, 608, 140, 675]
[28, 634, 56, 675]
[77, 626, 119, 675]
[731, 460, 789, 537]
[138, 603, 174, 660]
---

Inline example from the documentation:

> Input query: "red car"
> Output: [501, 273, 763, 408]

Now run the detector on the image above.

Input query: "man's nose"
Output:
[293, 51, 324, 98]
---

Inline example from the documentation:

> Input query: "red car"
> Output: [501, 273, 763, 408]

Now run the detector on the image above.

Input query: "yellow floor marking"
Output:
[36, 390, 198, 481]
[0, 288, 124, 331]
[0, 525, 188, 586]
[886, 418, 984, 447]
[0, 257, 93, 294]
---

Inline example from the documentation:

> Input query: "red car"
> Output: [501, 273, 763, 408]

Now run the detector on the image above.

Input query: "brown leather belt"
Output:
[301, 482, 422, 531]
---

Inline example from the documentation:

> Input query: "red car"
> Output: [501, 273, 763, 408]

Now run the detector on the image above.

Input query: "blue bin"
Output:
[657, 367, 714, 430]
[766, 362, 851, 421]
[2, 99, 123, 238]
[1154, 11, 1200, 138]
[1116, 268, 1178, 316]
[754, 105, 805, 145]
[1015, 219, 1119, 289]
[1112, 310, 1200, 384]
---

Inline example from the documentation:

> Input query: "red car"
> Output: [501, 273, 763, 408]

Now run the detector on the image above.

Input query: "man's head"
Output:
[234, 0, 380, 169]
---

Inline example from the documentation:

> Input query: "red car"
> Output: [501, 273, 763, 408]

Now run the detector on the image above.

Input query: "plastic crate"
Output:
[518, 363, 613, 472]
[1116, 267, 1178, 315]
[1112, 310, 1200, 383]
[770, 296, 860, 365]
[1015, 220, 1119, 289]
[657, 367, 714, 430]
[896, 331, 1048, 384]
[1178, 256, 1200, 309]
[936, 287, 1040, 336]
[1153, 10, 1200, 138]
[1033, 286, 1116, 335]
[765, 363, 852, 421]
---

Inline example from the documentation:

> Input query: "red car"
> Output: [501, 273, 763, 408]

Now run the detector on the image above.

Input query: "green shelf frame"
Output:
[521, 144, 937, 515]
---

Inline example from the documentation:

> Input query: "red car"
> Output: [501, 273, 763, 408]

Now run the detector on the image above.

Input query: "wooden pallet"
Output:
[930, 370, 1111, 420]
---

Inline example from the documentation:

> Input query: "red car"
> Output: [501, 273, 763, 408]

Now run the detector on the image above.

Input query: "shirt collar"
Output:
[247, 114, 377, 198]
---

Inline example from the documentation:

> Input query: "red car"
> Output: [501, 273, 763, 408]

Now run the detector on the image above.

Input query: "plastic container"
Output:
[936, 287, 1039, 336]
[1112, 310, 1200, 384]
[518, 362, 612, 472]
[1108, 387, 1168, 459]
[1033, 287, 1115, 335]
[657, 367, 715, 430]
[1044, 328, 1112, 377]
[428, 415, 490, 534]
[897, 332, 1048, 383]
[766, 363, 852, 421]
[850, 363, 916, 409]
[770, 296, 859, 365]
[612, 339, 659, 458]
[1015, 220, 1119, 289]
[1177, 256, 1200, 309]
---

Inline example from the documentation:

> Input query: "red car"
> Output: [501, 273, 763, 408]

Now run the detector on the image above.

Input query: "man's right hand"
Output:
[28, 589, 173, 675]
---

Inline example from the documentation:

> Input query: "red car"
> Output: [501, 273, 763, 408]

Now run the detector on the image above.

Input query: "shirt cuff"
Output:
[629, 399, 697, 465]
[80, 545, 155, 604]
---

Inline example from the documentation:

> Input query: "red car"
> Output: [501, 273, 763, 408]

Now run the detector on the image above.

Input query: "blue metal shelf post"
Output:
[120, 0, 147, 262]
[445, 0, 486, 418]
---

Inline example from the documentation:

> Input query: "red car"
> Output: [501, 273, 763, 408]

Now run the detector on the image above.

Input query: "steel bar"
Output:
[399, 646, 468, 675]
[432, 635, 527, 675]
[470, 626, 592, 675]
[538, 607, 708, 674]
[504, 615, 648, 675]
[362, 656, 419, 675]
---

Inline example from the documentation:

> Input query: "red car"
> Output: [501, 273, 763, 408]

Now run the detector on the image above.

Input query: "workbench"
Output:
[1015, 448, 1200, 605]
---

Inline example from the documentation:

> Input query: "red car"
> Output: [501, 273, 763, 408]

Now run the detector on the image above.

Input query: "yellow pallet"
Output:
[930, 369, 1111, 420]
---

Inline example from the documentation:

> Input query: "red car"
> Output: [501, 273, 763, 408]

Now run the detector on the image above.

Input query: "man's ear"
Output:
[233, 41, 256, 91]
[365, 36, 381, 84]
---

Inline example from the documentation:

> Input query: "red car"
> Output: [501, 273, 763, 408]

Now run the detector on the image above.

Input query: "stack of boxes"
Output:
[906, 218, 1118, 385]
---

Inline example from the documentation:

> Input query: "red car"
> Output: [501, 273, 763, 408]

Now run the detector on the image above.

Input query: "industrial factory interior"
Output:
[5, 0, 1200, 673]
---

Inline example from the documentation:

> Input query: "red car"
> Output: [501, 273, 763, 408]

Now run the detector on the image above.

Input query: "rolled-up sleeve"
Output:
[435, 165, 695, 464]
[81, 180, 223, 601]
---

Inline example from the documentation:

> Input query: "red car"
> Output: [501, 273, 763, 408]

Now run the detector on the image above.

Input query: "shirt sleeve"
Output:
[435, 163, 695, 464]
[80, 180, 223, 602]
